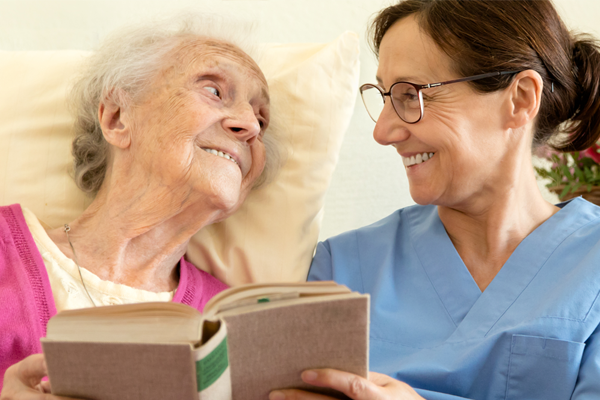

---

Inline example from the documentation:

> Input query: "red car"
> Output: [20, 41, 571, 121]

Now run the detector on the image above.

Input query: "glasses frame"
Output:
[360, 70, 522, 124]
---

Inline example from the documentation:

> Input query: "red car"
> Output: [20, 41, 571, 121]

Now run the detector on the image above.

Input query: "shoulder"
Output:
[308, 204, 436, 285]
[0, 203, 26, 231]
[0, 204, 36, 250]
[555, 197, 600, 238]
[323, 204, 436, 250]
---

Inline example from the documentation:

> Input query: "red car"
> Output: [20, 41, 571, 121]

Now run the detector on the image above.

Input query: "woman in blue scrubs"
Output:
[269, 1, 600, 400]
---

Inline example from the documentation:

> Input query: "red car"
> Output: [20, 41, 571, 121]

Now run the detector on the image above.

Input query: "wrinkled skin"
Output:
[2, 39, 270, 400]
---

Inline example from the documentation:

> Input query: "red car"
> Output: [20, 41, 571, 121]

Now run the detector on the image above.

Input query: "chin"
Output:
[198, 168, 245, 212]
[408, 185, 440, 206]
[209, 185, 243, 214]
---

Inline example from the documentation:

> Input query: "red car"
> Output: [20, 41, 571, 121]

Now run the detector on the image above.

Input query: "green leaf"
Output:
[560, 184, 572, 199]
[560, 165, 573, 180]
[574, 165, 585, 181]
[551, 154, 562, 165]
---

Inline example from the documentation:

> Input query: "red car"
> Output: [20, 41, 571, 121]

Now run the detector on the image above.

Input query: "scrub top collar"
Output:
[407, 197, 600, 341]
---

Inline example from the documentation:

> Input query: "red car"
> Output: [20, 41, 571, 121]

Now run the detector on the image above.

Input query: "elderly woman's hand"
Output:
[0, 354, 80, 400]
[269, 369, 425, 400]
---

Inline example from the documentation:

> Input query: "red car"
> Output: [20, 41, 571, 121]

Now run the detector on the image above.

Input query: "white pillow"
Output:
[0, 32, 360, 286]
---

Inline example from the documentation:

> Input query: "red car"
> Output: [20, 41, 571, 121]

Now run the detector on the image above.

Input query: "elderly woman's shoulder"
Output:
[0, 203, 29, 235]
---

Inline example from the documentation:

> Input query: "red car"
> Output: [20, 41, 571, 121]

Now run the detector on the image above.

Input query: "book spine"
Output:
[196, 320, 232, 400]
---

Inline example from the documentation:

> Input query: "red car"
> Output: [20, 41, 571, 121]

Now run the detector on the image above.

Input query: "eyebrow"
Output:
[375, 75, 428, 87]
[260, 87, 270, 103]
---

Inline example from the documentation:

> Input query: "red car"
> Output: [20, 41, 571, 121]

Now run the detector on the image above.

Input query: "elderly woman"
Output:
[0, 15, 275, 399]
[271, 1, 600, 400]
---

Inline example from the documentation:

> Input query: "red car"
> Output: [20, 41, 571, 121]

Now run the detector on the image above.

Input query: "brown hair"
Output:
[369, 0, 600, 152]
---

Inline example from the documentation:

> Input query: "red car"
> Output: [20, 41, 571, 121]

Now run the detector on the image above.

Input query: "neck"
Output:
[47, 182, 224, 293]
[438, 152, 559, 292]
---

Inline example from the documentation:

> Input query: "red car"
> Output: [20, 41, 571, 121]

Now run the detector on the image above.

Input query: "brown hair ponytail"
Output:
[558, 38, 600, 151]
[369, 0, 600, 152]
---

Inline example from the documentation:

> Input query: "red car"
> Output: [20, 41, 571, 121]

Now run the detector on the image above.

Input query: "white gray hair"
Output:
[70, 12, 281, 194]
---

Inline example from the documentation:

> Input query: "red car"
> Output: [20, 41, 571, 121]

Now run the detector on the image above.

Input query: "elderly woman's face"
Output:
[374, 16, 508, 207]
[126, 39, 269, 215]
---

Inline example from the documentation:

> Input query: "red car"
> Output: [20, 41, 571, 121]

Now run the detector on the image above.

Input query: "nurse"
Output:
[269, 1, 600, 400]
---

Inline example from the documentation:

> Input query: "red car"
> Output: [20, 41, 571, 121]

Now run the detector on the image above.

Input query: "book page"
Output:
[203, 281, 350, 318]
[215, 292, 364, 318]
[45, 302, 202, 344]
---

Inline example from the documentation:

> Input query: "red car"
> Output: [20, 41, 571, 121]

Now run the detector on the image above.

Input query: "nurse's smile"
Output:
[402, 152, 435, 168]
[299, 1, 600, 400]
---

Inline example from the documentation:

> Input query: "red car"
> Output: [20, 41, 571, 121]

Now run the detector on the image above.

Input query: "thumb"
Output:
[15, 354, 48, 387]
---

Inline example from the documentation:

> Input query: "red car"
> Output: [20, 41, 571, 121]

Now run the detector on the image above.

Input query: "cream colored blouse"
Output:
[22, 208, 174, 313]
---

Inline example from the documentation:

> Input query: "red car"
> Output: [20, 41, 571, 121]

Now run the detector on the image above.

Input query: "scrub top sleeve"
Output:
[414, 388, 474, 400]
[307, 241, 334, 281]
[571, 324, 600, 399]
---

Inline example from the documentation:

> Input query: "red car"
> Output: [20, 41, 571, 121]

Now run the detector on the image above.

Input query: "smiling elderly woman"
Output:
[0, 15, 276, 398]
[272, 1, 600, 400]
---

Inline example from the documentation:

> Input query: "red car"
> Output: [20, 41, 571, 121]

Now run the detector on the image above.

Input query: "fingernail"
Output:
[302, 370, 318, 382]
[269, 390, 286, 400]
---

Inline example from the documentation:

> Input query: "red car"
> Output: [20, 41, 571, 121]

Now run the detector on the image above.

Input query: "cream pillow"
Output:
[0, 32, 360, 286]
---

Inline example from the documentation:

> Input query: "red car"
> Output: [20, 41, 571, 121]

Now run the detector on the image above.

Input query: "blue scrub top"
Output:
[308, 198, 600, 400]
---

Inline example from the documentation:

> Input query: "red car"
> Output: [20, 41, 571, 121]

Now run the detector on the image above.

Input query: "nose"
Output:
[223, 104, 261, 144]
[372, 101, 410, 146]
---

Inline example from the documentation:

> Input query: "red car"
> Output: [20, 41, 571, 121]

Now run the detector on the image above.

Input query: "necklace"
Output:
[63, 224, 97, 307]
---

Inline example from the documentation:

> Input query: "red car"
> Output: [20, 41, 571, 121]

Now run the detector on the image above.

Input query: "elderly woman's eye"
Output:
[258, 118, 268, 131]
[204, 86, 220, 98]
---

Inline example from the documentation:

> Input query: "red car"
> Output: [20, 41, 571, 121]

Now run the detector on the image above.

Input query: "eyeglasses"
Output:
[360, 71, 521, 124]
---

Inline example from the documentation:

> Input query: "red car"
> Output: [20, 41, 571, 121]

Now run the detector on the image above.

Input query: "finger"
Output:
[15, 354, 48, 388]
[39, 380, 52, 394]
[269, 389, 337, 400]
[39, 391, 85, 400]
[301, 369, 381, 400]
[368, 372, 395, 387]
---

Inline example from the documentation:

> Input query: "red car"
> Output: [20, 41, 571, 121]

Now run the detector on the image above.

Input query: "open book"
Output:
[42, 281, 369, 400]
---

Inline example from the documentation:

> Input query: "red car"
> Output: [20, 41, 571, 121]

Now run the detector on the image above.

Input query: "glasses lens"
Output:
[360, 85, 385, 122]
[390, 83, 422, 123]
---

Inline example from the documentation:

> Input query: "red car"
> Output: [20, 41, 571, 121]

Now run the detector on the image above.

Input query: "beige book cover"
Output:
[42, 281, 369, 400]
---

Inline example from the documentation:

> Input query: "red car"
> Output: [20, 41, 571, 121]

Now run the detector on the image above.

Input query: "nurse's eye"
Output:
[204, 85, 221, 98]
[421, 93, 434, 104]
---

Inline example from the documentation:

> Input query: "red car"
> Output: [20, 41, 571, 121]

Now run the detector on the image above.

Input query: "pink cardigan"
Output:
[0, 204, 228, 390]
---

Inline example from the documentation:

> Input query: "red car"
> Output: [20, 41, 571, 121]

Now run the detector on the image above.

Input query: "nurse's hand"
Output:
[269, 369, 425, 400]
[0, 354, 81, 400]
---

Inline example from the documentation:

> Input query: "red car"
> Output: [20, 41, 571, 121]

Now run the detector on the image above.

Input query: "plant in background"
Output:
[535, 143, 600, 199]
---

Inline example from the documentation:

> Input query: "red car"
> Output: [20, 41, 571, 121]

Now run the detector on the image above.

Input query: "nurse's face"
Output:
[373, 16, 508, 207]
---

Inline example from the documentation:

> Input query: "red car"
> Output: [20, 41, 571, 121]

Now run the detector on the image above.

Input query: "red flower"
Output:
[582, 143, 600, 164]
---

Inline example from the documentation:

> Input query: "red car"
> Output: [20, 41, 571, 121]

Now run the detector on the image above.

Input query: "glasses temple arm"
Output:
[422, 70, 522, 89]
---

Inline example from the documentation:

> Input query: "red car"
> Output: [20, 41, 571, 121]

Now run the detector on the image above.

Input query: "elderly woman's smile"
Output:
[201, 147, 239, 166]
[120, 40, 269, 213]
[0, 14, 285, 395]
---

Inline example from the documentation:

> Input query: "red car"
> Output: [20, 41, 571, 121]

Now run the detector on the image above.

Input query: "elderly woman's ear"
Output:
[504, 70, 544, 132]
[98, 91, 131, 150]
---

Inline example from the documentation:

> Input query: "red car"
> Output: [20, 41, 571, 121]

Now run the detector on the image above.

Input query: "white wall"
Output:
[0, 0, 596, 241]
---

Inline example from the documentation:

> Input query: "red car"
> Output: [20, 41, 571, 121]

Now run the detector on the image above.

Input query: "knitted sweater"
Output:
[0, 204, 228, 390]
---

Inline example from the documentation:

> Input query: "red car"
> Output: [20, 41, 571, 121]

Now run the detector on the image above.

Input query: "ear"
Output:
[504, 70, 544, 131]
[98, 91, 131, 149]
